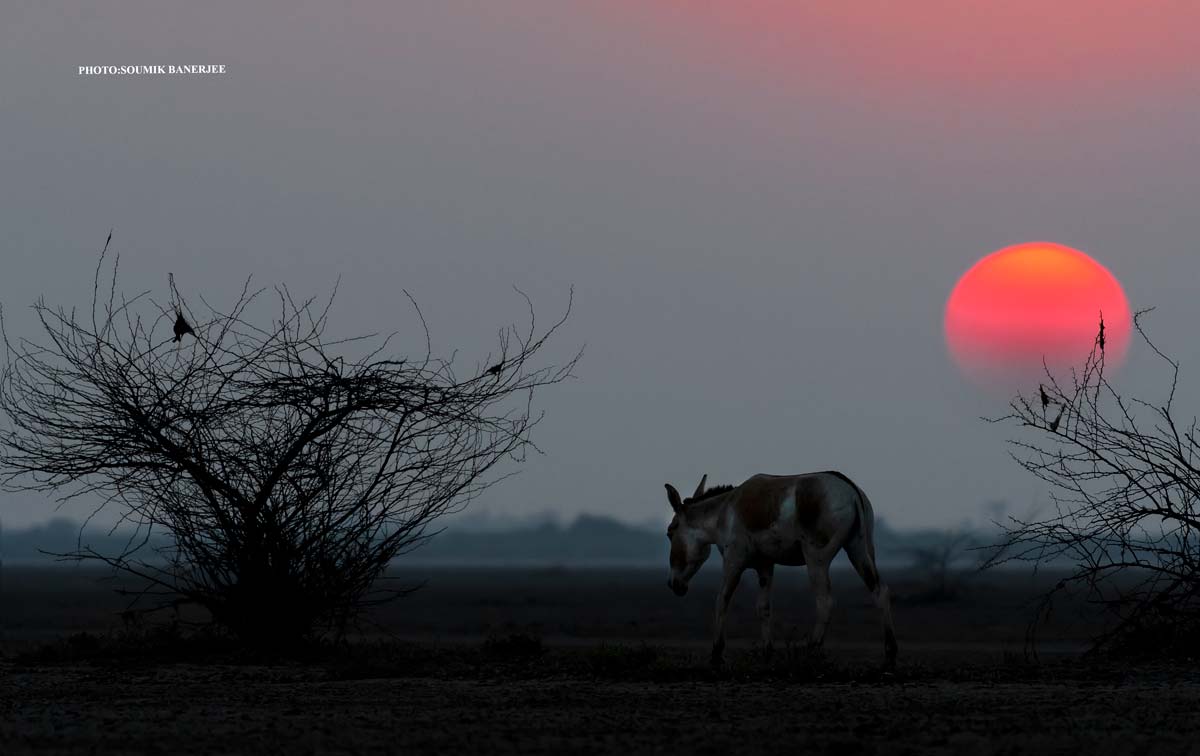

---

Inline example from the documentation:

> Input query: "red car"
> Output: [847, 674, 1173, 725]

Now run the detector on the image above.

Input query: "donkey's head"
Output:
[664, 474, 713, 597]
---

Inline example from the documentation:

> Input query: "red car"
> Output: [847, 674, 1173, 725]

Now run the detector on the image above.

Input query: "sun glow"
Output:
[944, 242, 1131, 389]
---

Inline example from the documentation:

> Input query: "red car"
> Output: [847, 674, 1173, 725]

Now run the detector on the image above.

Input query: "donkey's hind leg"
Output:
[804, 558, 834, 649]
[844, 532, 898, 667]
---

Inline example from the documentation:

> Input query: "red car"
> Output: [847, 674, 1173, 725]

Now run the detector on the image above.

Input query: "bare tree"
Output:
[0, 241, 579, 645]
[985, 311, 1200, 655]
[905, 529, 976, 603]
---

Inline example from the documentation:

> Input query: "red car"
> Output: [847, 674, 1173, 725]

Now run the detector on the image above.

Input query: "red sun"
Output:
[945, 242, 1132, 389]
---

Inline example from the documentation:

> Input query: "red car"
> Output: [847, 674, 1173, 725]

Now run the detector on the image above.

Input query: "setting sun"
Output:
[945, 242, 1131, 389]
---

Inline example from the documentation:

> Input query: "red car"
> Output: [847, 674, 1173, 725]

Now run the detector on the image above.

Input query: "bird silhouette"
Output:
[1098, 316, 1106, 351]
[1040, 385, 1051, 410]
[173, 311, 194, 342]
[486, 361, 503, 376]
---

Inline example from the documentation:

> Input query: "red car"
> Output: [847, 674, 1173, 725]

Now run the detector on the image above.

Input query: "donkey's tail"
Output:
[823, 470, 876, 562]
[854, 485, 878, 563]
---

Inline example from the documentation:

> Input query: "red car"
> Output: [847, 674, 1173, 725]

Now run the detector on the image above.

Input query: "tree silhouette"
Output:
[905, 529, 976, 603]
[986, 311, 1200, 656]
[0, 243, 578, 646]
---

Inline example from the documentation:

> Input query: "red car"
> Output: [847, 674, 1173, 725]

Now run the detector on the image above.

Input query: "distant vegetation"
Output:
[1, 514, 997, 569]
[0, 518, 170, 565]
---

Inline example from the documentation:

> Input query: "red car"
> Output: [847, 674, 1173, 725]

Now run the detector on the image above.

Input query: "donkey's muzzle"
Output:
[668, 578, 688, 597]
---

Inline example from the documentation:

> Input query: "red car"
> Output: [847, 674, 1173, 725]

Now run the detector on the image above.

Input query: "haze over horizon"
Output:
[3, 1, 1200, 531]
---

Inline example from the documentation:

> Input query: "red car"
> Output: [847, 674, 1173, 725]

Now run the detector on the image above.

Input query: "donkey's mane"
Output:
[684, 484, 734, 505]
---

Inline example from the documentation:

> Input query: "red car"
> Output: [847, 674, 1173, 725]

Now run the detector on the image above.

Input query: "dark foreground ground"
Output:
[2, 565, 1199, 755]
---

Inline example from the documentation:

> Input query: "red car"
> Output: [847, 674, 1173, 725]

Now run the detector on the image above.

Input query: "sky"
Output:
[2, 1, 1200, 531]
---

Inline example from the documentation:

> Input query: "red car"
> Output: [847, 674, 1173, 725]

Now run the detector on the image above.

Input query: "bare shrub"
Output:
[985, 311, 1200, 656]
[0, 240, 579, 646]
[905, 530, 977, 603]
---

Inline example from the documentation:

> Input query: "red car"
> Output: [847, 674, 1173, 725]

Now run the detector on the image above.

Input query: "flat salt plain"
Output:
[2, 566, 1198, 755]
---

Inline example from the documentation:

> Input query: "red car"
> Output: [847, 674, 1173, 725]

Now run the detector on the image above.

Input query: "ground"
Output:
[2, 565, 1198, 754]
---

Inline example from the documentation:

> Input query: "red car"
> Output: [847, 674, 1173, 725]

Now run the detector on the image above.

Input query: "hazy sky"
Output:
[3, 1, 1200, 530]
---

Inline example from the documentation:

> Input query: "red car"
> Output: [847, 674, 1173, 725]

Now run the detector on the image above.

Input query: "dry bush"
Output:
[985, 311, 1200, 656]
[0, 240, 578, 646]
[904, 530, 978, 603]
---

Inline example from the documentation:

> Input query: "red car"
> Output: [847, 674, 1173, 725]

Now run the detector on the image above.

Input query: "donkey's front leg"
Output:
[756, 563, 775, 653]
[711, 555, 745, 666]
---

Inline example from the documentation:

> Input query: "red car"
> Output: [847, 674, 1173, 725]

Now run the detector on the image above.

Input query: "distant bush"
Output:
[903, 530, 979, 604]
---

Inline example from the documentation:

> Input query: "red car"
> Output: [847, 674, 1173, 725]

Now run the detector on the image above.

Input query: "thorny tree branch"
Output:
[982, 310, 1200, 655]
[0, 239, 581, 643]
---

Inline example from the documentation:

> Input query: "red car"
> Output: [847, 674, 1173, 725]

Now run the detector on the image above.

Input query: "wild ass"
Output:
[665, 471, 897, 667]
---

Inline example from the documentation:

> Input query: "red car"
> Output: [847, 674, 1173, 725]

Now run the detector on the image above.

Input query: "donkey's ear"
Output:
[664, 483, 684, 512]
[692, 474, 707, 499]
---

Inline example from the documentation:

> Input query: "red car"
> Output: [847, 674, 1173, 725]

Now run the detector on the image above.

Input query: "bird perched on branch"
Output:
[1040, 384, 1051, 410]
[173, 311, 194, 342]
[486, 361, 504, 376]
[1098, 316, 1106, 351]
